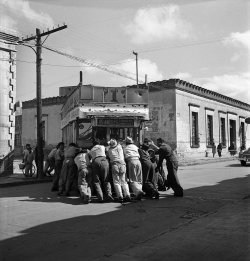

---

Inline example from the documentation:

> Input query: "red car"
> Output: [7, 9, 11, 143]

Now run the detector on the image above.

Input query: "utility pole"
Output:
[133, 51, 138, 88]
[20, 24, 67, 179]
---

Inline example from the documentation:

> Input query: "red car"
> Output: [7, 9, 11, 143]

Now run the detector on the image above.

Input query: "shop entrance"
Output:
[94, 127, 140, 144]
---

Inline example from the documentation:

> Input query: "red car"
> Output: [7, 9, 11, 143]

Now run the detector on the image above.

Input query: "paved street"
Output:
[0, 160, 249, 261]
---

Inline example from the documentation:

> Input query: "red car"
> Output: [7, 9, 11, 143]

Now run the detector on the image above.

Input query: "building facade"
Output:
[21, 96, 66, 149]
[145, 79, 250, 158]
[0, 31, 18, 174]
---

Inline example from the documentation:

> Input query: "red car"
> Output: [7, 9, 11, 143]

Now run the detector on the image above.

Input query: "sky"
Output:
[1, 0, 250, 103]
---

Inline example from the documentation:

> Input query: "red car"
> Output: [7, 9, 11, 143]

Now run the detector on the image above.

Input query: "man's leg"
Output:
[112, 164, 123, 199]
[92, 160, 104, 202]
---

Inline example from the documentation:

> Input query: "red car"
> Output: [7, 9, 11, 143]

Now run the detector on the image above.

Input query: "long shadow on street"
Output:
[0, 170, 249, 261]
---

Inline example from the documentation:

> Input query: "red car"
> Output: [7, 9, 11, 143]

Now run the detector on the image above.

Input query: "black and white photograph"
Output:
[0, 0, 249, 260]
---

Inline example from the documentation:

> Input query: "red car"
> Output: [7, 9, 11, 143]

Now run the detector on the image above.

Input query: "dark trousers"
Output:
[92, 157, 112, 201]
[59, 158, 77, 194]
[165, 160, 183, 196]
[141, 160, 158, 197]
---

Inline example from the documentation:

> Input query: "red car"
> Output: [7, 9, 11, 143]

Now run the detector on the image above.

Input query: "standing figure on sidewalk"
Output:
[58, 143, 78, 196]
[51, 142, 64, 191]
[217, 143, 223, 157]
[150, 138, 183, 197]
[23, 144, 34, 177]
[107, 138, 131, 203]
[74, 148, 92, 204]
[123, 137, 144, 200]
[89, 139, 114, 203]
[212, 141, 216, 158]
[139, 139, 159, 199]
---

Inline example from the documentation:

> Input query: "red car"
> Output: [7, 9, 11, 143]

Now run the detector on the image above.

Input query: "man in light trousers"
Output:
[74, 148, 92, 204]
[107, 138, 131, 203]
[123, 137, 144, 200]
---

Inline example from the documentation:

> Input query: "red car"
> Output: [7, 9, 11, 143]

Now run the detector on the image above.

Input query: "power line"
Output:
[42, 45, 143, 84]
[139, 38, 227, 54]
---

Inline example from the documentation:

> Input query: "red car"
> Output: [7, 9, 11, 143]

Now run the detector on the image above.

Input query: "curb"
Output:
[0, 177, 52, 188]
[179, 157, 237, 166]
[0, 158, 238, 188]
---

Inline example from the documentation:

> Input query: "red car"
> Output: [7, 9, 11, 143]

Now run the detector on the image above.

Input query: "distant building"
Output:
[144, 79, 250, 158]
[61, 79, 250, 158]
[0, 31, 18, 175]
[18, 75, 250, 160]
[21, 96, 66, 149]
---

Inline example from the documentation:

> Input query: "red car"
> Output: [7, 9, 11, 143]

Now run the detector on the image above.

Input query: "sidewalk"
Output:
[0, 155, 238, 188]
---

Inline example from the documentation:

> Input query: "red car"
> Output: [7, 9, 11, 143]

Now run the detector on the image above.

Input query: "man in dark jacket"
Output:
[149, 138, 183, 197]
[139, 140, 159, 199]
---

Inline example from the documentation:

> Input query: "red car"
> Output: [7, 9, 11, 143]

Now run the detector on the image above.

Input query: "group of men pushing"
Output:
[46, 137, 183, 204]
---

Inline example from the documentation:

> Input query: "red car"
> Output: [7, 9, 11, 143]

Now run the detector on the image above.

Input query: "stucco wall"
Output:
[175, 89, 250, 157]
[22, 104, 63, 148]
[0, 48, 16, 159]
[145, 89, 177, 149]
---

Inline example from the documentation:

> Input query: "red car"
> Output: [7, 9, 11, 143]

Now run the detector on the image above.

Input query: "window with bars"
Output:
[220, 117, 226, 146]
[191, 111, 199, 147]
[14, 133, 21, 146]
[240, 122, 246, 149]
[207, 115, 213, 146]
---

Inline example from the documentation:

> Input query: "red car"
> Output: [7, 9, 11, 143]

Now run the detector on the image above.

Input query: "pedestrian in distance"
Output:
[74, 148, 92, 204]
[89, 139, 114, 203]
[149, 138, 183, 197]
[139, 139, 160, 199]
[217, 143, 223, 157]
[212, 141, 216, 158]
[123, 136, 144, 200]
[58, 143, 78, 196]
[51, 142, 64, 191]
[23, 144, 35, 177]
[107, 138, 131, 203]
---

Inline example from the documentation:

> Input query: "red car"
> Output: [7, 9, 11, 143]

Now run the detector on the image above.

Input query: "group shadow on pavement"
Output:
[0, 172, 249, 261]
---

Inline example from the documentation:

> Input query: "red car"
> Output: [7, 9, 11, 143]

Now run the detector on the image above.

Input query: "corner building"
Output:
[145, 79, 250, 158]
[0, 31, 18, 174]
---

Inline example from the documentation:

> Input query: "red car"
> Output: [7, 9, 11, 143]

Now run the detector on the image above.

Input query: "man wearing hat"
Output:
[139, 139, 160, 199]
[123, 136, 144, 200]
[107, 138, 131, 203]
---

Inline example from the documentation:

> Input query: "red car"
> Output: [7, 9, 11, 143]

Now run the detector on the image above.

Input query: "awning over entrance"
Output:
[79, 104, 149, 119]
[61, 104, 149, 129]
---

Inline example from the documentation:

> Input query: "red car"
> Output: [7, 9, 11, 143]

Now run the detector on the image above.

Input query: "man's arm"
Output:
[156, 149, 164, 171]
[148, 140, 160, 154]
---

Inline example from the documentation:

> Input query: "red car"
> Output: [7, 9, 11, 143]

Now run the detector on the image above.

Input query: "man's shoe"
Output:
[124, 196, 131, 202]
[118, 197, 124, 203]
[154, 192, 160, 200]
[106, 195, 114, 202]
[84, 195, 91, 204]
[135, 192, 143, 201]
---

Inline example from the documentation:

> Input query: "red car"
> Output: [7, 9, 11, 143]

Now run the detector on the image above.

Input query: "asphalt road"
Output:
[0, 160, 249, 261]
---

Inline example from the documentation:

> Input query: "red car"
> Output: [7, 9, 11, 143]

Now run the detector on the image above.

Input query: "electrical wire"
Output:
[42, 44, 143, 83]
